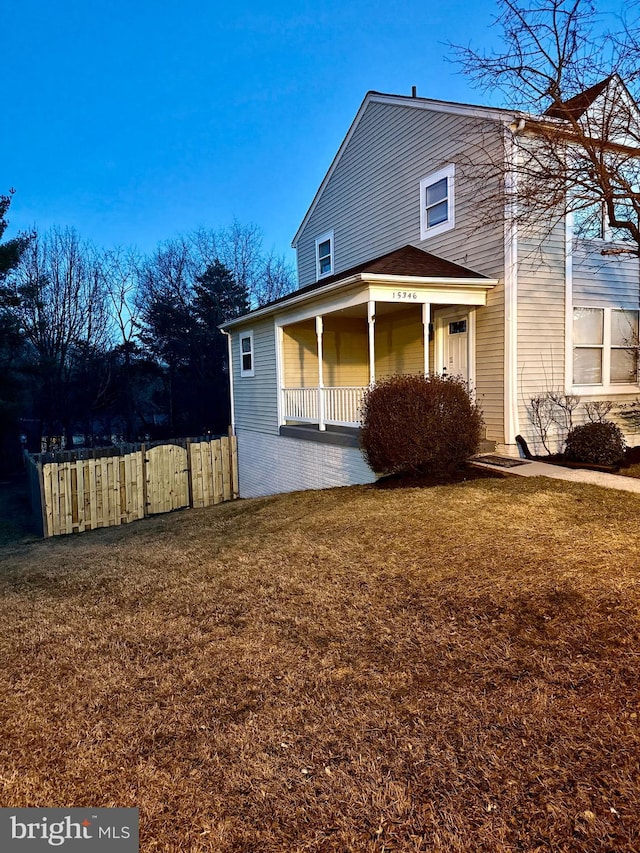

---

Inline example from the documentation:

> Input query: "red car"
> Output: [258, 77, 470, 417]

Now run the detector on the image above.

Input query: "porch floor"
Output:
[279, 423, 361, 448]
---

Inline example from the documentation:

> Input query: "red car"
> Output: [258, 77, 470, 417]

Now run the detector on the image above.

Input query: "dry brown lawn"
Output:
[1, 475, 639, 852]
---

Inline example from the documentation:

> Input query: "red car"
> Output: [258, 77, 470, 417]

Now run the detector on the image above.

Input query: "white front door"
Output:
[436, 308, 469, 383]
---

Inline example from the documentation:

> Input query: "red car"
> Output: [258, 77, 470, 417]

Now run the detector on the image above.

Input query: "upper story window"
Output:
[315, 230, 334, 279]
[573, 200, 637, 243]
[573, 307, 639, 387]
[239, 330, 255, 378]
[420, 164, 455, 240]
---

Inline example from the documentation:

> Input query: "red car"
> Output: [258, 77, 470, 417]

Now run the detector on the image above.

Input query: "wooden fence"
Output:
[25, 435, 239, 538]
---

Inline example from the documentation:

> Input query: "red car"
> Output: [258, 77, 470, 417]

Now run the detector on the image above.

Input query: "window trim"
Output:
[239, 330, 255, 378]
[419, 164, 455, 240]
[572, 306, 640, 392]
[315, 230, 334, 280]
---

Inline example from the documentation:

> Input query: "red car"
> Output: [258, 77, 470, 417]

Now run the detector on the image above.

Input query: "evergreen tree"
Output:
[0, 191, 32, 470]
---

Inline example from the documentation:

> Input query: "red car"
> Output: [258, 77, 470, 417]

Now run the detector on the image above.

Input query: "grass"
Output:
[1, 475, 640, 851]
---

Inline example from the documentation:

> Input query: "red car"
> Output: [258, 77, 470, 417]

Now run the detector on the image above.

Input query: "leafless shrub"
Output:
[583, 400, 615, 422]
[527, 393, 556, 454]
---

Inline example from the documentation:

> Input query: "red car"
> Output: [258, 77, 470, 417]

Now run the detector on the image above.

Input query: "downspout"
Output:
[503, 120, 521, 445]
[221, 329, 236, 436]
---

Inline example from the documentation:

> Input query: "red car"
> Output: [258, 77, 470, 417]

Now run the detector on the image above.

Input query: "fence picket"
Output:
[25, 437, 237, 537]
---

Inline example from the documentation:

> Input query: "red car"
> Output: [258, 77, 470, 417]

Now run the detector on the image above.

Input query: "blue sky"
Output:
[1, 0, 624, 271]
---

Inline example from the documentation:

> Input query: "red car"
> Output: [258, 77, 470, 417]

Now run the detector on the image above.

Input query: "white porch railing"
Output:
[282, 387, 318, 422]
[283, 386, 367, 428]
[324, 386, 367, 426]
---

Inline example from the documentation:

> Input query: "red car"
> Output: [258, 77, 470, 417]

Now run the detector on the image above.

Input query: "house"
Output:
[221, 83, 640, 498]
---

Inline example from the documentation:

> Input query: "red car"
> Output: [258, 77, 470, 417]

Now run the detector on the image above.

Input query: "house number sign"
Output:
[391, 290, 418, 301]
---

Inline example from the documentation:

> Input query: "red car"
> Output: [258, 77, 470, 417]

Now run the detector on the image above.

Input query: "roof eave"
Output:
[219, 271, 497, 331]
[290, 91, 523, 249]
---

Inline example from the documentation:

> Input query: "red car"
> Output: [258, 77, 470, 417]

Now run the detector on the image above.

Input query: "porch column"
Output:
[367, 300, 376, 386]
[422, 302, 431, 375]
[316, 315, 326, 431]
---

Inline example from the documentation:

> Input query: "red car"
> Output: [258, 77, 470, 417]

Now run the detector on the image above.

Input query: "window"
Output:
[239, 330, 254, 377]
[420, 165, 455, 240]
[573, 307, 639, 387]
[573, 200, 637, 243]
[315, 230, 334, 279]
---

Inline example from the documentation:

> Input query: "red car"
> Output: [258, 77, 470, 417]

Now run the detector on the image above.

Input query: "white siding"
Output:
[236, 429, 375, 498]
[232, 318, 279, 435]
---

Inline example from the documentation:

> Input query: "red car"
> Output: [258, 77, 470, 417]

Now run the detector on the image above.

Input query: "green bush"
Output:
[564, 421, 625, 466]
[360, 373, 484, 477]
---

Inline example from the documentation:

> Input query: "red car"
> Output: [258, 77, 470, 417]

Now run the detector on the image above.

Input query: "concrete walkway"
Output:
[473, 455, 640, 494]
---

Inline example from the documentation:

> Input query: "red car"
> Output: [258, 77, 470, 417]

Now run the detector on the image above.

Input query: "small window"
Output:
[315, 230, 334, 279]
[420, 165, 455, 240]
[448, 320, 467, 335]
[239, 331, 254, 377]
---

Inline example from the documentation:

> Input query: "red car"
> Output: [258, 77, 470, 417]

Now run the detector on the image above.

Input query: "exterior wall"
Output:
[516, 231, 640, 452]
[283, 320, 317, 387]
[571, 241, 640, 445]
[573, 241, 639, 309]
[282, 307, 426, 388]
[283, 317, 369, 387]
[295, 101, 505, 286]
[374, 307, 424, 378]
[516, 219, 568, 449]
[293, 99, 507, 443]
[236, 429, 374, 498]
[232, 318, 279, 436]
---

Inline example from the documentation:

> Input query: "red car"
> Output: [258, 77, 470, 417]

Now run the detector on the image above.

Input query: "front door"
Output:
[436, 308, 469, 382]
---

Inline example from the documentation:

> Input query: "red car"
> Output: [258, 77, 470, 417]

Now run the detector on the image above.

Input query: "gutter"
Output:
[220, 272, 498, 331]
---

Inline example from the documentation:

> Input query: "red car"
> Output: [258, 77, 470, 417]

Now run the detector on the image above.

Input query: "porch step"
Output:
[478, 439, 497, 453]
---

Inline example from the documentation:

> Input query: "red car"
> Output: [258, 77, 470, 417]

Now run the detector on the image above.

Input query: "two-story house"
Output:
[221, 81, 640, 498]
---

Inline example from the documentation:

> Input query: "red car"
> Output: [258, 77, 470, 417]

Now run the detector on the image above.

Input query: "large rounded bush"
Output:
[360, 373, 484, 477]
[564, 421, 625, 466]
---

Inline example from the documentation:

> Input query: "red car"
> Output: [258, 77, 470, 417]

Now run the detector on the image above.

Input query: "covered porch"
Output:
[277, 273, 494, 431]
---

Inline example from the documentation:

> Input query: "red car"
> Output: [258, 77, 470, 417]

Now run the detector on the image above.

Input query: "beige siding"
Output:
[324, 317, 369, 386]
[516, 220, 567, 443]
[294, 99, 506, 443]
[283, 317, 370, 387]
[476, 289, 505, 443]
[374, 307, 424, 378]
[283, 320, 317, 387]
[232, 318, 279, 435]
[296, 102, 505, 285]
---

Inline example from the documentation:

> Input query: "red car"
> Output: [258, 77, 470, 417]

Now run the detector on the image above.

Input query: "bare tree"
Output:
[13, 227, 111, 445]
[191, 221, 295, 306]
[453, 0, 640, 253]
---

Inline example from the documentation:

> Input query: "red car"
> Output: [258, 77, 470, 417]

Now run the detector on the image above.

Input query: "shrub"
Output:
[360, 373, 484, 477]
[564, 421, 626, 466]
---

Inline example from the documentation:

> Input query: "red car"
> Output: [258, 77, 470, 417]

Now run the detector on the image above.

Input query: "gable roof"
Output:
[544, 77, 613, 120]
[221, 245, 492, 329]
[289, 245, 488, 298]
[291, 91, 519, 248]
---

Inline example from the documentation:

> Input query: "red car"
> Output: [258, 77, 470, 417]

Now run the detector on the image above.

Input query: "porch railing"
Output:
[283, 386, 367, 428]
